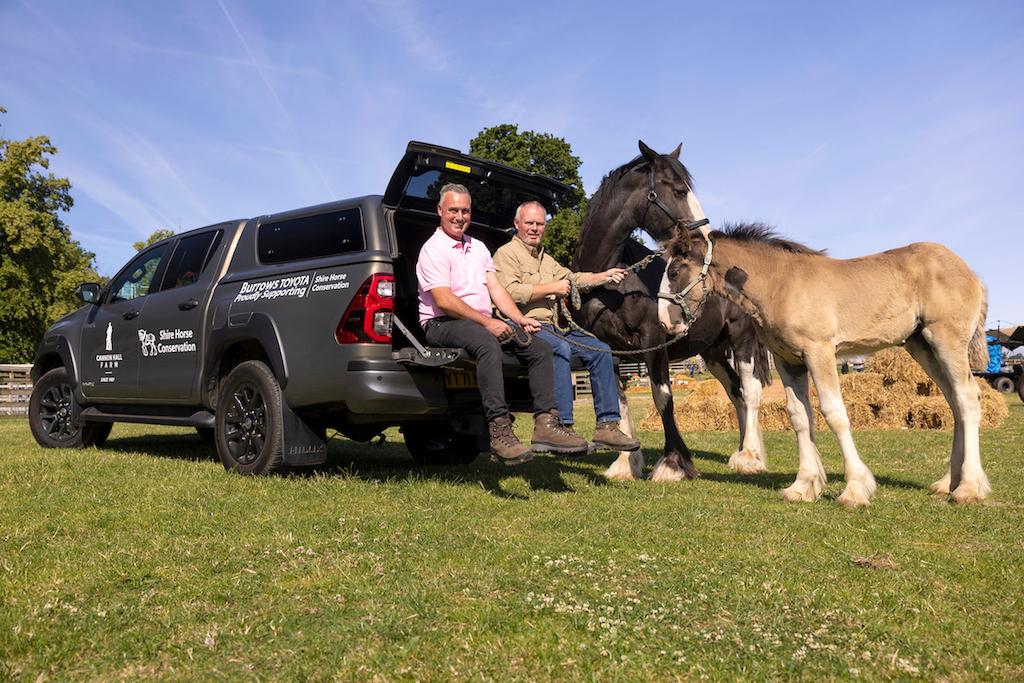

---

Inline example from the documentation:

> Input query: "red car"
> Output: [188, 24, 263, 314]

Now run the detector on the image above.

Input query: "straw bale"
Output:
[639, 349, 1008, 433]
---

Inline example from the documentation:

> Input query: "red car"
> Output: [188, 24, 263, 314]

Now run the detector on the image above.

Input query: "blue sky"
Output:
[2, 0, 1022, 325]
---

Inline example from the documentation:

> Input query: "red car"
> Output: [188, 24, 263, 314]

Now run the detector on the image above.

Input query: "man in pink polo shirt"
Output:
[417, 183, 587, 465]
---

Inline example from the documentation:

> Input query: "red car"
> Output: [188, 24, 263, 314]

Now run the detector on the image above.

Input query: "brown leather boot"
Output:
[591, 421, 641, 451]
[531, 411, 588, 454]
[488, 416, 533, 466]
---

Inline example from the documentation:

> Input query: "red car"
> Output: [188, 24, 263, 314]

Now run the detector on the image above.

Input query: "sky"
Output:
[2, 0, 1022, 326]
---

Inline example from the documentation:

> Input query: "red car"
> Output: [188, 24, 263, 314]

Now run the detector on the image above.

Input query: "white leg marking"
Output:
[651, 455, 685, 482]
[776, 359, 827, 503]
[603, 383, 645, 480]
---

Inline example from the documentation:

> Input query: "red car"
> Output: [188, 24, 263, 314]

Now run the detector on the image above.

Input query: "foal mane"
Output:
[713, 222, 825, 255]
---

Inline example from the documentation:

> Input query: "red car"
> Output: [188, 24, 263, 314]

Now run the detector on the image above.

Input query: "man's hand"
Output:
[600, 267, 629, 285]
[547, 279, 571, 298]
[519, 317, 541, 334]
[484, 317, 513, 341]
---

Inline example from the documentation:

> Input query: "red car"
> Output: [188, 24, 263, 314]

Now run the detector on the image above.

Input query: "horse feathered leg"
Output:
[804, 348, 876, 508]
[647, 348, 699, 482]
[604, 380, 645, 481]
[911, 328, 990, 503]
[703, 348, 767, 475]
[776, 358, 827, 502]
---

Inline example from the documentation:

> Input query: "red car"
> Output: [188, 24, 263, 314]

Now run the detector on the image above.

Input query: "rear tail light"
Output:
[336, 273, 395, 344]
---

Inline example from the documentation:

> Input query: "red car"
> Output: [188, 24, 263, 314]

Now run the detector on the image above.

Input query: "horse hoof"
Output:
[728, 449, 767, 475]
[951, 481, 990, 505]
[780, 480, 822, 503]
[837, 483, 872, 509]
[651, 457, 686, 482]
[929, 475, 951, 496]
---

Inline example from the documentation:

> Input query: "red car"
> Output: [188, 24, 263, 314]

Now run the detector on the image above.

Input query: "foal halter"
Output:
[656, 234, 714, 325]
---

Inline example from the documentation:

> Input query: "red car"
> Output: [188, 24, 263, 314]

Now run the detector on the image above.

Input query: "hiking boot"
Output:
[488, 416, 533, 466]
[531, 411, 589, 454]
[591, 421, 641, 451]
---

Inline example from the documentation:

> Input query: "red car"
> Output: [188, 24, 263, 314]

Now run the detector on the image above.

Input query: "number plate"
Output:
[443, 369, 478, 389]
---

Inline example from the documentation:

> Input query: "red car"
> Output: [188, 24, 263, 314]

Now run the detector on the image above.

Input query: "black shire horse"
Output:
[571, 141, 771, 481]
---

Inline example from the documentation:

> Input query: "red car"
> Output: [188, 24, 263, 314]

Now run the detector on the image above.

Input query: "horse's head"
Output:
[629, 140, 708, 246]
[657, 224, 723, 336]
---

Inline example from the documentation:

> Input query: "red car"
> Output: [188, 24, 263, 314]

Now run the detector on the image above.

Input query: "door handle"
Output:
[178, 299, 199, 311]
[122, 310, 140, 320]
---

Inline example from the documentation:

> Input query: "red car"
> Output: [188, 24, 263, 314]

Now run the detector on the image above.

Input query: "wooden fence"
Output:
[0, 364, 33, 416]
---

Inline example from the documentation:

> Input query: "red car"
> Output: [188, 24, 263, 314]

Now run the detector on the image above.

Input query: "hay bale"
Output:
[639, 348, 1008, 433]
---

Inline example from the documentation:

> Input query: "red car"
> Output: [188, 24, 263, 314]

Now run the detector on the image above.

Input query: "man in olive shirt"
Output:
[494, 201, 640, 451]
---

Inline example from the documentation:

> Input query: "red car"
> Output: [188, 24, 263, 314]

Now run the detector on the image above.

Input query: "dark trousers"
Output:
[424, 317, 556, 422]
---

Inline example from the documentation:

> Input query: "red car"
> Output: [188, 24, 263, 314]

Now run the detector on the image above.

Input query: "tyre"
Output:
[993, 376, 1014, 393]
[1018, 374, 1024, 403]
[29, 367, 111, 449]
[214, 360, 285, 475]
[402, 421, 480, 466]
[195, 427, 215, 443]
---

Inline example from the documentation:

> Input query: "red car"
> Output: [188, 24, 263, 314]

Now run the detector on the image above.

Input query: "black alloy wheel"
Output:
[223, 382, 267, 465]
[38, 382, 77, 443]
[214, 360, 284, 475]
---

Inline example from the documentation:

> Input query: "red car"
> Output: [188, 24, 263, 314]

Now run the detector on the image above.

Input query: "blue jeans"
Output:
[535, 325, 620, 425]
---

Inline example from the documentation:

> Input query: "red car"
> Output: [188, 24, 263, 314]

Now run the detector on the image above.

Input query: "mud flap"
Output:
[281, 400, 327, 466]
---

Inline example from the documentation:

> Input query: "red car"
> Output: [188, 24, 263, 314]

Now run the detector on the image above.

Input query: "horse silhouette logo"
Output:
[138, 329, 158, 357]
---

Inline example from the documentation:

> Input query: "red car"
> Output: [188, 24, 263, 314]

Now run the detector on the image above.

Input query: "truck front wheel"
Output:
[215, 361, 285, 475]
[29, 367, 111, 449]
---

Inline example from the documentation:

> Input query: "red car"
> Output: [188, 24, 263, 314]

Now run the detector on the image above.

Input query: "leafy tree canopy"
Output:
[133, 228, 176, 252]
[0, 107, 101, 362]
[469, 124, 587, 265]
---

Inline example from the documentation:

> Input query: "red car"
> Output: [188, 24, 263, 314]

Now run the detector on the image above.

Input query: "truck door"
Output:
[135, 230, 224, 401]
[79, 243, 170, 400]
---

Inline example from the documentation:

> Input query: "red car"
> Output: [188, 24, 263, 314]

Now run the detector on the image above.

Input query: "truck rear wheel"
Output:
[993, 376, 1014, 393]
[402, 421, 480, 466]
[29, 367, 111, 449]
[215, 360, 285, 475]
[1018, 374, 1024, 403]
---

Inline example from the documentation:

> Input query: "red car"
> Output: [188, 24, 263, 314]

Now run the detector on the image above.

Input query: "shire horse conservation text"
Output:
[662, 216, 990, 507]
[572, 142, 771, 481]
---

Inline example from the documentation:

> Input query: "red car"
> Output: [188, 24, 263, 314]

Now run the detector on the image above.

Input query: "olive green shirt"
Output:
[493, 236, 595, 323]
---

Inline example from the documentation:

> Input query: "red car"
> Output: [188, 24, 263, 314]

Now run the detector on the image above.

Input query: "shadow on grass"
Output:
[100, 431, 614, 499]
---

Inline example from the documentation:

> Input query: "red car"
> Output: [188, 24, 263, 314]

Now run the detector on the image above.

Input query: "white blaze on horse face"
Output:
[686, 187, 711, 238]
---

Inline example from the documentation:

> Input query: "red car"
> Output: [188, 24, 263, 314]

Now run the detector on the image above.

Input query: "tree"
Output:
[133, 228, 176, 252]
[469, 124, 587, 265]
[0, 107, 101, 363]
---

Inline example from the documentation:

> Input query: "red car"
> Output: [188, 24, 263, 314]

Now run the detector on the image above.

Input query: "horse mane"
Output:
[713, 221, 825, 255]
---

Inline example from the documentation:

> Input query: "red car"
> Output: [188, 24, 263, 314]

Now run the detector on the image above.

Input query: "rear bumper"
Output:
[344, 360, 449, 416]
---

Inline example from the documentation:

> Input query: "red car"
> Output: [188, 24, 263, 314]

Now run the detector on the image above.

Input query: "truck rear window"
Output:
[258, 208, 365, 264]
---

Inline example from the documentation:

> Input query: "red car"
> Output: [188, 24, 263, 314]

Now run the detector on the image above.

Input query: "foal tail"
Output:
[968, 282, 989, 372]
[753, 335, 772, 386]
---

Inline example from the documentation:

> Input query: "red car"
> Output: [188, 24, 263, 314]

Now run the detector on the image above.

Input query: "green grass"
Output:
[2, 398, 1023, 680]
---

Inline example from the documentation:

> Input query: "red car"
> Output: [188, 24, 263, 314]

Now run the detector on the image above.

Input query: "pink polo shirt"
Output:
[417, 228, 496, 326]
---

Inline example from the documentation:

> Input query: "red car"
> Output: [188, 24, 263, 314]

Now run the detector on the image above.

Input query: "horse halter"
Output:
[645, 165, 711, 235]
[657, 234, 714, 325]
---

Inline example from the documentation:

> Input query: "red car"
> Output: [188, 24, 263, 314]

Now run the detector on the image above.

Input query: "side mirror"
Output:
[75, 282, 101, 304]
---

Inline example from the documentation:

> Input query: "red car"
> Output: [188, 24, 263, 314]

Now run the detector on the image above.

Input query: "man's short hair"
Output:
[514, 199, 547, 223]
[439, 183, 471, 204]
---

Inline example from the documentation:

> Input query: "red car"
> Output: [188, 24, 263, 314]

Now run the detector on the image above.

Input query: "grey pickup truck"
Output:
[29, 142, 571, 474]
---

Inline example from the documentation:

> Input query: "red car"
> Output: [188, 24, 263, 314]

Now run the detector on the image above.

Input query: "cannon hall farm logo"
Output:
[138, 328, 197, 357]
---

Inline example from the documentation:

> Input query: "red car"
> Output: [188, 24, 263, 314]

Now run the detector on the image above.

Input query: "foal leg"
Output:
[604, 379, 646, 481]
[904, 335, 959, 497]
[804, 349, 876, 508]
[918, 327, 990, 503]
[703, 349, 766, 474]
[776, 358, 827, 502]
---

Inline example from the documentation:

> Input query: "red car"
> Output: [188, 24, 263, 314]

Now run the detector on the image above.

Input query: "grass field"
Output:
[2, 397, 1023, 680]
